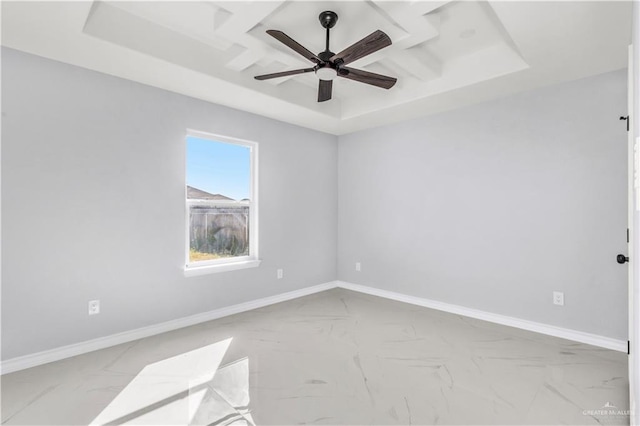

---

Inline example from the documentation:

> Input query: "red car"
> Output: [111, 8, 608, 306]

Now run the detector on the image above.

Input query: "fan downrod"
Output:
[319, 11, 338, 29]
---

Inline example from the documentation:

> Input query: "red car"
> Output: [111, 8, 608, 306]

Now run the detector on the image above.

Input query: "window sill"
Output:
[184, 259, 262, 277]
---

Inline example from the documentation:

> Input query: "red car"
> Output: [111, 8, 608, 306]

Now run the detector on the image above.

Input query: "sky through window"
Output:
[186, 136, 250, 201]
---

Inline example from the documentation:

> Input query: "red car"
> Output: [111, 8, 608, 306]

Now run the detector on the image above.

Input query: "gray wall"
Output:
[1, 48, 338, 360]
[338, 70, 629, 340]
[1, 46, 629, 360]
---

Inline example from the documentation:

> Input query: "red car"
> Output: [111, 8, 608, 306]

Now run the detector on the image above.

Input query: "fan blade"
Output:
[330, 30, 392, 66]
[318, 79, 333, 102]
[255, 68, 315, 80]
[338, 67, 396, 89]
[267, 30, 322, 64]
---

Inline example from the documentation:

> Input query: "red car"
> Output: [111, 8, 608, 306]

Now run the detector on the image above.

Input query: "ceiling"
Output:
[1, 1, 632, 135]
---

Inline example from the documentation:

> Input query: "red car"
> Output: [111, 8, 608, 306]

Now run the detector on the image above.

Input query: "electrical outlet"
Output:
[553, 292, 564, 306]
[355, 262, 361, 272]
[88, 300, 100, 315]
[277, 268, 283, 279]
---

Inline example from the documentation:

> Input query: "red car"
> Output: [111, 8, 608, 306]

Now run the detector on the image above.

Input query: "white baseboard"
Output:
[336, 281, 627, 353]
[2, 279, 626, 374]
[0, 281, 338, 375]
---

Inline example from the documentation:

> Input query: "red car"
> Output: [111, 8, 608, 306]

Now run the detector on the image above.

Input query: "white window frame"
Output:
[184, 130, 260, 276]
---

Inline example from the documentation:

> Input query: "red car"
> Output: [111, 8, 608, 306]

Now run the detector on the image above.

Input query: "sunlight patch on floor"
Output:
[90, 338, 252, 425]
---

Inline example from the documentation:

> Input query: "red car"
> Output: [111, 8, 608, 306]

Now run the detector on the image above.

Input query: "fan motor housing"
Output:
[318, 51, 335, 62]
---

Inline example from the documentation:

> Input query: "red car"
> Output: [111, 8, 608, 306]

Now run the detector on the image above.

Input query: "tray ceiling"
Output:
[1, 1, 632, 135]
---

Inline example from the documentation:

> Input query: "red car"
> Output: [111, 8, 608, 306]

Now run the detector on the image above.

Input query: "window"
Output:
[185, 131, 259, 275]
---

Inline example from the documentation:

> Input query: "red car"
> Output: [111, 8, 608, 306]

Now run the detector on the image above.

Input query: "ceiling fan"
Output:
[254, 11, 397, 102]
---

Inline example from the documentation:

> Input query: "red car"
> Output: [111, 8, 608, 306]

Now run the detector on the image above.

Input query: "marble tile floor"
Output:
[0, 288, 630, 425]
